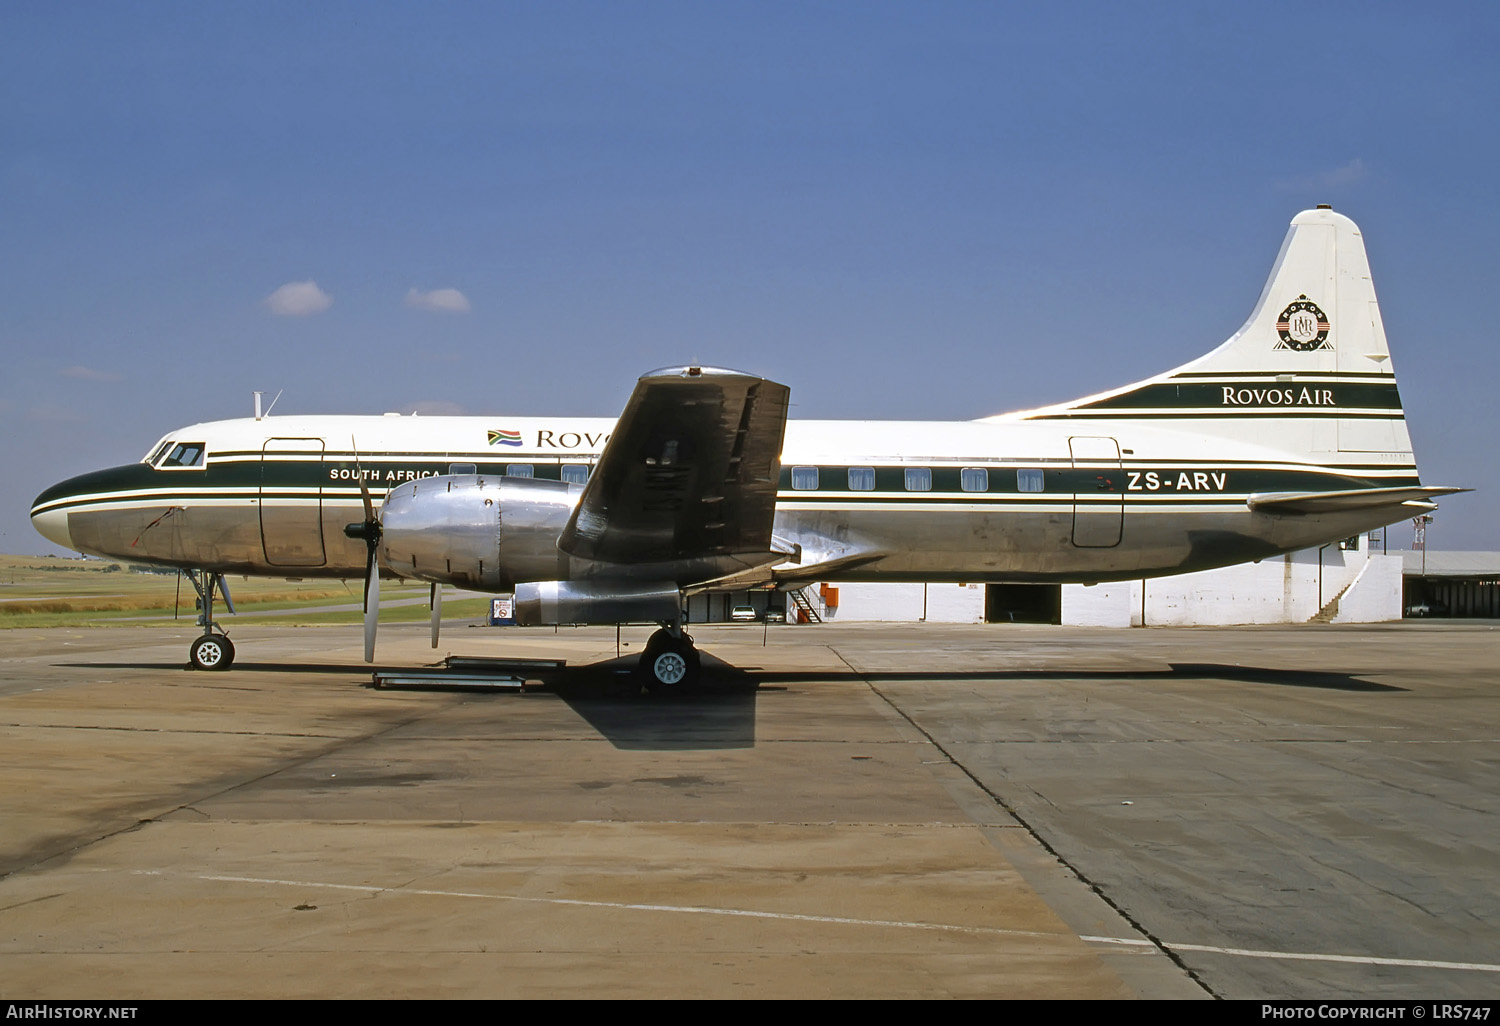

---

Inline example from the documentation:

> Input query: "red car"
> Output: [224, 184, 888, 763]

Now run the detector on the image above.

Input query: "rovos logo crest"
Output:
[1275, 295, 1331, 351]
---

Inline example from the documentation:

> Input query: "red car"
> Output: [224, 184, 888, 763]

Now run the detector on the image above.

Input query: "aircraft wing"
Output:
[558, 366, 791, 576]
[685, 550, 887, 596]
[1247, 485, 1469, 515]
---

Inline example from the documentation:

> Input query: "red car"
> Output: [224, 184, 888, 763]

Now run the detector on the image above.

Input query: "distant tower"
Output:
[1412, 515, 1432, 551]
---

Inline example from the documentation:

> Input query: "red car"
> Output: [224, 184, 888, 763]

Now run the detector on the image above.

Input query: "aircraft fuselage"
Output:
[32, 412, 1419, 588]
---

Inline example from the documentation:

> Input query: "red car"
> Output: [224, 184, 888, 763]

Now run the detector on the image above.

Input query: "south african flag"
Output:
[488, 429, 523, 447]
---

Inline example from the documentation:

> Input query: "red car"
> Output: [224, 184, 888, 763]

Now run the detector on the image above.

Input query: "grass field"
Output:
[0, 554, 493, 628]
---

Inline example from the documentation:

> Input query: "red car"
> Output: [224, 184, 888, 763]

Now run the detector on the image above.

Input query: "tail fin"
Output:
[1187, 205, 1394, 378]
[993, 207, 1412, 458]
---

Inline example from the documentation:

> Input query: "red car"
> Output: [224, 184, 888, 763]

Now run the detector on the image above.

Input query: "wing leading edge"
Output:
[558, 366, 791, 580]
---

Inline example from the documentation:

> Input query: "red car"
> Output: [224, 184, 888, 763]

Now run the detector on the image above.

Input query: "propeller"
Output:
[342, 439, 382, 663]
[430, 583, 442, 649]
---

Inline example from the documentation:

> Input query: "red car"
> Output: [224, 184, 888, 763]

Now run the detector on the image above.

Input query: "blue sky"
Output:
[4, 1, 1496, 553]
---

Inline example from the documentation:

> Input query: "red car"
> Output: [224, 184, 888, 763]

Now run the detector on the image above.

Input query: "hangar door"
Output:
[260, 437, 327, 567]
[1069, 435, 1123, 548]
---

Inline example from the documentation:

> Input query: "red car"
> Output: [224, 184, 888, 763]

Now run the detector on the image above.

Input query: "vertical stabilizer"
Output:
[994, 208, 1413, 458]
[1179, 206, 1393, 379]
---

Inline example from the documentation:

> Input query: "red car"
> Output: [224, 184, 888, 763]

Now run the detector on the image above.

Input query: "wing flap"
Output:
[1247, 485, 1468, 515]
[559, 366, 790, 573]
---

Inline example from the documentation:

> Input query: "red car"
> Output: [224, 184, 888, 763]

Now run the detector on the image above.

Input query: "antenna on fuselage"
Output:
[253, 390, 284, 420]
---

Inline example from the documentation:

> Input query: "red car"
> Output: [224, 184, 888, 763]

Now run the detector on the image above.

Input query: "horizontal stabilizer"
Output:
[1247, 486, 1469, 515]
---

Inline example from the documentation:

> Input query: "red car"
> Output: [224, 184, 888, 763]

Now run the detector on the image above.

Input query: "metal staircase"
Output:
[788, 587, 823, 623]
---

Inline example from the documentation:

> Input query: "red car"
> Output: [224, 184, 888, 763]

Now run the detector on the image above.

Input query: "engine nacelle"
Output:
[513, 579, 681, 626]
[378, 474, 579, 589]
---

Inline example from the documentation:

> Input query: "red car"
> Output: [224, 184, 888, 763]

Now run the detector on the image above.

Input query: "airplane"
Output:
[31, 207, 1465, 688]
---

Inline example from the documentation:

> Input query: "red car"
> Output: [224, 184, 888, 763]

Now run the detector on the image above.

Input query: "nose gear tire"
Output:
[189, 634, 235, 671]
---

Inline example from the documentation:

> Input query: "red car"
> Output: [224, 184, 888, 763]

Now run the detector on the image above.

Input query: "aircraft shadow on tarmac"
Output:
[56, 652, 769, 752]
[749, 663, 1405, 693]
[528, 652, 767, 751]
[55, 654, 1399, 753]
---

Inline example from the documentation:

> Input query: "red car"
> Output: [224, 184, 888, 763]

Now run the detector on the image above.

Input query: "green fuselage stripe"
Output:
[35, 455, 1421, 517]
[1072, 380, 1403, 412]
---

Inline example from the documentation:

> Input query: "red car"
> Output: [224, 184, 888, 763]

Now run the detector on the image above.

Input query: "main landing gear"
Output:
[638, 626, 701, 692]
[183, 570, 235, 671]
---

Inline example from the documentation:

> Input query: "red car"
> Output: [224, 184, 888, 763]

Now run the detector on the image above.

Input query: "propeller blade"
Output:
[363, 558, 380, 663]
[359, 528, 376, 611]
[358, 477, 375, 526]
[430, 584, 442, 649]
[352, 436, 376, 523]
[349, 434, 382, 664]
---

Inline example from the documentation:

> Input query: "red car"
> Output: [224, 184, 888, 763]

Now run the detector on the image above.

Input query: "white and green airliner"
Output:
[32, 207, 1463, 686]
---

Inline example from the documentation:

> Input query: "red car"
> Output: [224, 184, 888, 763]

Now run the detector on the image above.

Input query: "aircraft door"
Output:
[1069, 436, 1123, 548]
[260, 437, 327, 566]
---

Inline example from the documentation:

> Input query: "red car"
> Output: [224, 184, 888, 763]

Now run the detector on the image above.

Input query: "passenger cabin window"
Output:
[961, 468, 988, 492]
[848, 467, 875, 491]
[561, 464, 589, 485]
[904, 467, 932, 492]
[1017, 469, 1044, 492]
[158, 442, 205, 468]
[448, 463, 477, 475]
[505, 464, 534, 478]
[791, 466, 819, 490]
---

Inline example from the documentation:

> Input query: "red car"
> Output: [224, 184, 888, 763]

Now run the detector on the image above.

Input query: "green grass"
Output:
[0, 554, 495, 629]
[242, 597, 494, 626]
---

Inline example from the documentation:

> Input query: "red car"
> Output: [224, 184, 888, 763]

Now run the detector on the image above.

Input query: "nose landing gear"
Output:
[189, 632, 235, 671]
[184, 570, 235, 671]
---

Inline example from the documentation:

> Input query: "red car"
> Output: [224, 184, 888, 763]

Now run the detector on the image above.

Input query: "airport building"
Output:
[688, 540, 1499, 627]
[1399, 551, 1500, 619]
[806, 535, 1400, 627]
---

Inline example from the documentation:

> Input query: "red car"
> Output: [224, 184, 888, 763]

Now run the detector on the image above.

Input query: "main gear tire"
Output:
[189, 634, 235, 671]
[639, 630, 701, 692]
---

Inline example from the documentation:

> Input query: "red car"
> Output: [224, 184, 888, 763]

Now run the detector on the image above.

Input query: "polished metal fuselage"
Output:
[32, 414, 1420, 591]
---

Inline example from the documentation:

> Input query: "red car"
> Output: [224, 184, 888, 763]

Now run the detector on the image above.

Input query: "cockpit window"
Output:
[145, 439, 174, 465]
[158, 442, 206, 468]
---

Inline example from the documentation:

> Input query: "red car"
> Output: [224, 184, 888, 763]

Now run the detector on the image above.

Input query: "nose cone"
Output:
[31, 508, 73, 550]
[32, 464, 159, 558]
[31, 485, 75, 551]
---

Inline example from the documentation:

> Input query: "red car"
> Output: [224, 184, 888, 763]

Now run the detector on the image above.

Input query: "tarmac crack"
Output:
[827, 645, 1219, 999]
[0, 700, 463, 881]
[2, 721, 343, 739]
[0, 891, 64, 914]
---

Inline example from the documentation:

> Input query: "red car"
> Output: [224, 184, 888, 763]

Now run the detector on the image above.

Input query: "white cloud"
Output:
[265, 280, 333, 316]
[60, 365, 121, 382]
[1321, 158, 1368, 187]
[405, 287, 471, 313]
[1276, 158, 1368, 193]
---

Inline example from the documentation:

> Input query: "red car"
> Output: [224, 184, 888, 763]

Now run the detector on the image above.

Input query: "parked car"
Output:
[1404, 600, 1449, 618]
[730, 605, 758, 622]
